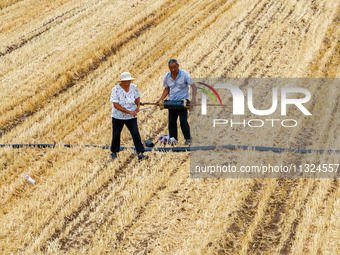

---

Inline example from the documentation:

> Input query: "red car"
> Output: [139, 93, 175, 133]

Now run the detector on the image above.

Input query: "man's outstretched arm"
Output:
[156, 87, 169, 105]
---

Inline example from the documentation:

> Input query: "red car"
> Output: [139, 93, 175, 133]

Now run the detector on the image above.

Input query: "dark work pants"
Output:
[168, 109, 191, 141]
[111, 117, 145, 154]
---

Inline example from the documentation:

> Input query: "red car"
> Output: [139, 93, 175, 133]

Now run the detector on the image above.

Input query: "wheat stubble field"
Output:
[0, 0, 339, 254]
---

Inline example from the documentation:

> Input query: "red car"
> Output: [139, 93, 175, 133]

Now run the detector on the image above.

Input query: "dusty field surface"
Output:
[0, 0, 339, 254]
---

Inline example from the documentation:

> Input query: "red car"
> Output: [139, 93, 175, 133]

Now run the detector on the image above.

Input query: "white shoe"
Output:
[168, 137, 178, 145]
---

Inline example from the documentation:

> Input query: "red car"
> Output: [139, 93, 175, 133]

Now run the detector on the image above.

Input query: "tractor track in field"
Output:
[216, 178, 315, 255]
[122, 178, 238, 255]
[323, 179, 338, 203]
[269, 0, 334, 148]
[221, 1, 285, 77]
[213, 17, 329, 250]
[229, 1, 275, 51]
[271, 81, 334, 253]
[220, 0, 277, 75]
[202, 0, 281, 77]
[278, 180, 319, 255]
[0, 1, 113, 116]
[297, 79, 337, 151]
[38, 155, 136, 252]
[0, 0, 111, 57]
[307, 2, 339, 77]
[40, 121, 169, 252]
[196, 1, 282, 78]
[313, 178, 339, 253]
[194, 33, 277, 253]
[216, 180, 264, 253]
[118, 186, 189, 254]
[302, 94, 339, 151]
[0, 5, 84, 57]
[190, 0, 263, 73]
[58, 154, 186, 253]
[123, 0, 228, 78]
[0, 149, 50, 209]
[237, 2, 290, 75]
[44, 154, 135, 251]
[33, 156, 114, 248]
[246, 179, 302, 254]
[244, 77, 332, 254]
[106, 156, 189, 253]
[303, 178, 339, 253]
[223, 0, 325, 78]
[246, 81, 323, 253]
[0, 0, 24, 10]
[281, 76, 325, 152]
[0, 0, 184, 139]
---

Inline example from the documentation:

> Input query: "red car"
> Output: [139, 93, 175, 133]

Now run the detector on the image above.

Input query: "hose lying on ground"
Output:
[0, 143, 339, 154]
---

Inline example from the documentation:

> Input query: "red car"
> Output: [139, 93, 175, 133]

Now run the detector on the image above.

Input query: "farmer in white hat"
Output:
[110, 72, 148, 160]
[156, 59, 196, 145]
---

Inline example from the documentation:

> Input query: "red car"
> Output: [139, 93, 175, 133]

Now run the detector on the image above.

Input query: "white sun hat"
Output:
[119, 72, 135, 81]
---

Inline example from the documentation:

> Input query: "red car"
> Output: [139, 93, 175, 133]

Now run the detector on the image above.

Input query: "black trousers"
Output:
[168, 109, 191, 141]
[111, 117, 145, 154]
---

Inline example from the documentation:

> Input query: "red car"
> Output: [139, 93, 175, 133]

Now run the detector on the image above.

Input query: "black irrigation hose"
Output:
[0, 143, 339, 154]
